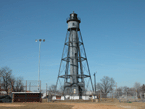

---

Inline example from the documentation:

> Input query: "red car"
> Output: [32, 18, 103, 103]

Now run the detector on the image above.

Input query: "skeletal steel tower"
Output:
[56, 12, 94, 98]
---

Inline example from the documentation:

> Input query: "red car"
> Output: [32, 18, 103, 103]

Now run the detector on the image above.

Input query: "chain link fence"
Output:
[41, 89, 145, 103]
[116, 91, 138, 102]
[95, 91, 145, 103]
[140, 92, 145, 102]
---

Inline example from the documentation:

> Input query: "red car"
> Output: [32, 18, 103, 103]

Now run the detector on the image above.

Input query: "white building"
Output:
[52, 95, 97, 100]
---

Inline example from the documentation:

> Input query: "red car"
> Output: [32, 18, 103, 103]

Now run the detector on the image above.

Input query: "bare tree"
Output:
[0, 67, 24, 93]
[59, 85, 64, 93]
[141, 84, 145, 92]
[13, 77, 24, 92]
[116, 87, 123, 92]
[0, 67, 12, 94]
[0, 69, 2, 80]
[116, 87, 123, 96]
[122, 86, 129, 93]
[0, 69, 2, 88]
[49, 85, 56, 93]
[134, 82, 141, 90]
[9, 76, 15, 91]
[134, 82, 141, 93]
[96, 76, 115, 94]
[133, 82, 141, 97]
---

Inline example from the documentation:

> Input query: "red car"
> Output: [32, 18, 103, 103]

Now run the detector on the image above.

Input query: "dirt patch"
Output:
[0, 104, 25, 107]
[0, 102, 73, 109]
[98, 102, 145, 109]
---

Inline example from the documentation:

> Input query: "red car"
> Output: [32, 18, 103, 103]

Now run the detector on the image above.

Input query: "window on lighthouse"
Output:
[72, 23, 75, 26]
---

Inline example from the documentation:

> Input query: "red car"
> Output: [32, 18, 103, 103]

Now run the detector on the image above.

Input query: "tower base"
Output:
[63, 84, 84, 99]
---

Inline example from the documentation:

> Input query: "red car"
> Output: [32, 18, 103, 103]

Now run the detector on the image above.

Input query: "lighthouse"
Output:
[56, 12, 93, 99]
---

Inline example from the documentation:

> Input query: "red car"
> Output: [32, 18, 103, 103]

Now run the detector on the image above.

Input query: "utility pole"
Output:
[116, 82, 117, 90]
[94, 72, 97, 95]
[116, 82, 117, 98]
[46, 83, 47, 97]
[0, 77, 1, 95]
[29, 82, 31, 92]
[35, 39, 45, 92]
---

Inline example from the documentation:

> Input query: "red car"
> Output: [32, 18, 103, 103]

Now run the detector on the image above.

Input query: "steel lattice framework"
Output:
[55, 12, 94, 98]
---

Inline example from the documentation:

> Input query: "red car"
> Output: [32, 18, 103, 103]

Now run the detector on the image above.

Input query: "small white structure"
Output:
[42, 92, 49, 99]
[0, 86, 7, 95]
[86, 91, 93, 95]
[52, 95, 97, 100]
[0, 91, 7, 95]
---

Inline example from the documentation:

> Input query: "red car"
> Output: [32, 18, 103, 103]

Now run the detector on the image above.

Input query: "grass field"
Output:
[0, 99, 145, 109]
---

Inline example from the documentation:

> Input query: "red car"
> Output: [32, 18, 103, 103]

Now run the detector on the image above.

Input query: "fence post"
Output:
[0, 76, 1, 96]
[126, 91, 128, 102]
[100, 90, 101, 102]
[112, 91, 113, 102]
[11, 81, 13, 102]
[26, 80, 27, 92]
[11, 81, 13, 92]
[46, 83, 47, 102]
[135, 92, 137, 101]
[29, 82, 31, 92]
[140, 93, 142, 102]
[40, 80, 41, 93]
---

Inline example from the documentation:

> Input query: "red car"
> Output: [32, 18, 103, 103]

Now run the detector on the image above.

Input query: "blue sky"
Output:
[0, 0, 145, 90]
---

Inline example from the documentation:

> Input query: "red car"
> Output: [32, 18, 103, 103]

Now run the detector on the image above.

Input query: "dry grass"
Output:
[0, 98, 145, 109]
[51, 98, 145, 109]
